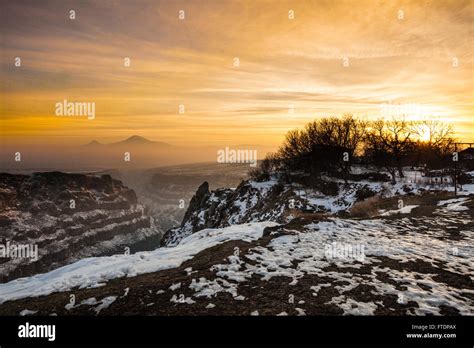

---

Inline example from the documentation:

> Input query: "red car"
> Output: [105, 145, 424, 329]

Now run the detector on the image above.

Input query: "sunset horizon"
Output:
[1, 0, 472, 153]
[1, 1, 473, 341]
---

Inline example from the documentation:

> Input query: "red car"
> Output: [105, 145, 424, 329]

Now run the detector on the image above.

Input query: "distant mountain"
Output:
[114, 135, 155, 145]
[84, 136, 173, 148]
[85, 140, 102, 146]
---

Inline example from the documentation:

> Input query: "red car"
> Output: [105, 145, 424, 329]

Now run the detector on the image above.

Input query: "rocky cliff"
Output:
[159, 170, 439, 247]
[160, 179, 289, 246]
[0, 172, 159, 282]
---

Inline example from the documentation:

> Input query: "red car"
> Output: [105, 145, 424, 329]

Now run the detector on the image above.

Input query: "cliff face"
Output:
[159, 172, 430, 247]
[122, 162, 248, 235]
[0, 172, 158, 282]
[160, 178, 307, 246]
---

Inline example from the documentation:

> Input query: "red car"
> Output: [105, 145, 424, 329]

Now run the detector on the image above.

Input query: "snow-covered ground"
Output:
[292, 168, 473, 214]
[197, 197, 474, 315]
[1, 195, 472, 315]
[0, 167, 472, 315]
[0, 222, 277, 304]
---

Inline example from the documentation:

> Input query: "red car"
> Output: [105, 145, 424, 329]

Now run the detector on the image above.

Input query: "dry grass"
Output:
[350, 191, 457, 218]
[283, 208, 328, 221]
[349, 196, 382, 218]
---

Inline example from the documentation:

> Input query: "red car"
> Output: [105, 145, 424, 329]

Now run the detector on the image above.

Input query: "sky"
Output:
[1, 0, 473, 150]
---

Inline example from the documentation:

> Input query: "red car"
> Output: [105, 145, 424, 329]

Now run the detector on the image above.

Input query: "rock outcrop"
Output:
[159, 173, 419, 247]
[160, 178, 306, 246]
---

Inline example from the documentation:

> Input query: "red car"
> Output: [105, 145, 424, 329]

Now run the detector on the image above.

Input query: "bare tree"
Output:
[365, 117, 414, 183]
[265, 115, 456, 185]
[365, 120, 397, 184]
[277, 115, 367, 178]
[412, 118, 455, 157]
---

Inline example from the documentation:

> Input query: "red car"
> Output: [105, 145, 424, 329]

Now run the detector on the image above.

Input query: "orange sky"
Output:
[1, 0, 473, 149]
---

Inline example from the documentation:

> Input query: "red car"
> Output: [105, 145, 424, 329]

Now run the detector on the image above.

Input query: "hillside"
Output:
[0, 170, 472, 315]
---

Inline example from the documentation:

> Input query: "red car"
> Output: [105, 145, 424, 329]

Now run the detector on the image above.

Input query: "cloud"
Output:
[1, 0, 472, 146]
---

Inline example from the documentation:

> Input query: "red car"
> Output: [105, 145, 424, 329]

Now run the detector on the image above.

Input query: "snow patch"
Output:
[0, 222, 277, 304]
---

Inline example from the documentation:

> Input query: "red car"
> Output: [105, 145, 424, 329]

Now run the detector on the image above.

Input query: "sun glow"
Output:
[1, 0, 473, 148]
[417, 125, 432, 142]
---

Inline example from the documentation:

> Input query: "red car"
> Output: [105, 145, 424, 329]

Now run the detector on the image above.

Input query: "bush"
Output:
[348, 172, 391, 182]
[355, 185, 377, 201]
[458, 171, 473, 185]
[248, 166, 270, 182]
[317, 180, 339, 196]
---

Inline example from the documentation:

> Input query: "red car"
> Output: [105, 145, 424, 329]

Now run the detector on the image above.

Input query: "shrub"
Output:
[248, 166, 270, 182]
[355, 185, 377, 201]
[317, 180, 339, 196]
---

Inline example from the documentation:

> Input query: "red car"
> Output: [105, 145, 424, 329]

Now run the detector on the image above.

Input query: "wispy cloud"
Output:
[1, 0, 472, 147]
